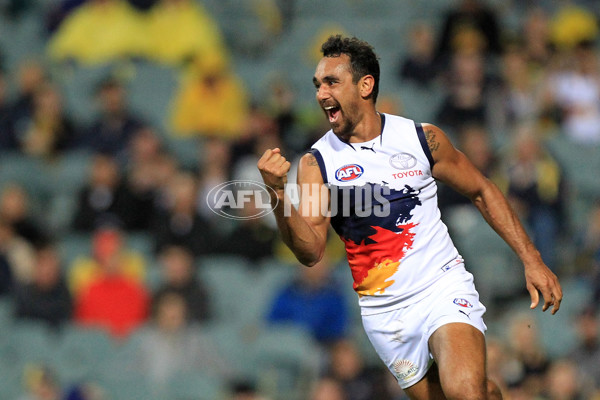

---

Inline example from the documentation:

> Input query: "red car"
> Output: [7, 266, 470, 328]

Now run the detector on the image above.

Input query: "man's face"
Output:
[313, 54, 362, 138]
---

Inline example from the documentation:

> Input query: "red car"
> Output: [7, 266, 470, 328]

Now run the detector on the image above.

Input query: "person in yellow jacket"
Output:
[47, 0, 148, 64]
[145, 0, 227, 66]
[170, 53, 249, 139]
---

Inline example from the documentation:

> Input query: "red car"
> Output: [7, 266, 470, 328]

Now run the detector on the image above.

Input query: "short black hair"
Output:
[321, 35, 380, 102]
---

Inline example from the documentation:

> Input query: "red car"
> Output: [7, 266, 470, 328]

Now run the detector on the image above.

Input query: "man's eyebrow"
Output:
[312, 76, 319, 85]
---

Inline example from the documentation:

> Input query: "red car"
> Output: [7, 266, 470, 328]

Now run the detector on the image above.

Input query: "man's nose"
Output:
[316, 85, 329, 102]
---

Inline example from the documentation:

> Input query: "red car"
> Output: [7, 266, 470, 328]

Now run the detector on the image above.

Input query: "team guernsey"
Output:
[310, 113, 464, 315]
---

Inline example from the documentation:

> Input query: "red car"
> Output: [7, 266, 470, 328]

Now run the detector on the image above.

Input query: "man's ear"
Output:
[359, 75, 375, 99]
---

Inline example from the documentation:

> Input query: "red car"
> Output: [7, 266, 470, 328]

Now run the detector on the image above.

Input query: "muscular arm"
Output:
[257, 149, 330, 266]
[423, 124, 563, 314]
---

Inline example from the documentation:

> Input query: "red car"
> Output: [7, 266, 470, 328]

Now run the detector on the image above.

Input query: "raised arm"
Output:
[422, 123, 563, 314]
[257, 148, 330, 266]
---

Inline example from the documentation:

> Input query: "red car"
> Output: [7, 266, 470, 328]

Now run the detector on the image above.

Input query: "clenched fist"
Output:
[257, 148, 291, 195]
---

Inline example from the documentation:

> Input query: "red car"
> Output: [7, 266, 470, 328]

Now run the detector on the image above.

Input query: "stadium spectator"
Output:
[145, 0, 228, 66]
[121, 126, 166, 230]
[435, 51, 492, 134]
[435, 0, 501, 63]
[0, 216, 35, 285]
[169, 52, 250, 139]
[520, 7, 553, 70]
[71, 154, 131, 232]
[151, 170, 212, 257]
[13, 82, 79, 158]
[543, 358, 589, 400]
[325, 339, 393, 400]
[505, 313, 550, 397]
[309, 376, 346, 400]
[136, 291, 229, 389]
[7, 60, 47, 137]
[267, 253, 348, 345]
[262, 76, 302, 155]
[0, 251, 12, 296]
[14, 243, 72, 328]
[68, 223, 146, 298]
[542, 41, 600, 144]
[225, 380, 273, 400]
[218, 189, 278, 264]
[17, 364, 63, 400]
[197, 136, 232, 224]
[44, 0, 87, 35]
[152, 245, 211, 322]
[504, 124, 566, 271]
[581, 201, 600, 306]
[438, 124, 501, 214]
[570, 308, 600, 391]
[0, 183, 48, 247]
[398, 22, 440, 87]
[488, 45, 545, 138]
[0, 68, 16, 150]
[484, 336, 510, 397]
[81, 76, 144, 161]
[73, 248, 149, 339]
[550, 3, 599, 51]
[47, 0, 147, 65]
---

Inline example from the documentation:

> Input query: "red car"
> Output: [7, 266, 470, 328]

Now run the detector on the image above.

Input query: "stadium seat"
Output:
[0, 298, 14, 329]
[164, 371, 225, 400]
[54, 324, 114, 384]
[0, 152, 52, 203]
[4, 320, 57, 375]
[127, 62, 178, 130]
[199, 255, 251, 323]
[250, 324, 321, 400]
[58, 232, 92, 269]
[239, 258, 296, 324]
[202, 320, 258, 382]
[54, 64, 115, 125]
[545, 135, 600, 231]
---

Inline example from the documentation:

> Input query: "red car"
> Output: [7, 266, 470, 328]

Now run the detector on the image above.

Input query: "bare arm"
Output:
[257, 149, 330, 266]
[423, 123, 563, 314]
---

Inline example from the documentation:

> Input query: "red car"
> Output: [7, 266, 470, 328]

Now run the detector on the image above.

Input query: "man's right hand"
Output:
[257, 148, 291, 197]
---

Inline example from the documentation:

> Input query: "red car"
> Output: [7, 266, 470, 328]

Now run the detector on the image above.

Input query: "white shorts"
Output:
[361, 268, 487, 389]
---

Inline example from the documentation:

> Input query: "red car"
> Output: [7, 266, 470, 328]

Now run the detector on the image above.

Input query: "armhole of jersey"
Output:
[415, 122, 435, 169]
[307, 148, 328, 184]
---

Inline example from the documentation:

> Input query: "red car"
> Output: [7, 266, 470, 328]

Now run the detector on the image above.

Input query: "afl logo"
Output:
[453, 298, 473, 308]
[390, 153, 417, 170]
[335, 164, 364, 182]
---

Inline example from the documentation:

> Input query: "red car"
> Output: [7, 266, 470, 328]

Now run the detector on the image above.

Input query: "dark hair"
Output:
[321, 35, 380, 102]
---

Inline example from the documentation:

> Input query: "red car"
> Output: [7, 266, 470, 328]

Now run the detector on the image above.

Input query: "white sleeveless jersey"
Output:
[310, 113, 463, 314]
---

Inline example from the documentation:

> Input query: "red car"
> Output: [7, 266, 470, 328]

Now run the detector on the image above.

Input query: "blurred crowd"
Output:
[0, 0, 600, 399]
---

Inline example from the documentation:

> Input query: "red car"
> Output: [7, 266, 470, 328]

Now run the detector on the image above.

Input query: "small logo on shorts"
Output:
[453, 298, 473, 308]
[393, 359, 419, 383]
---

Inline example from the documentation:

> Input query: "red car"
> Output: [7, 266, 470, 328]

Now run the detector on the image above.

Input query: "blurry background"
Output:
[0, 0, 599, 399]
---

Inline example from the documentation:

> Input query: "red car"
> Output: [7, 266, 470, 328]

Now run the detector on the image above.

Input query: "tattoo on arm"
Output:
[425, 128, 440, 153]
[306, 154, 318, 166]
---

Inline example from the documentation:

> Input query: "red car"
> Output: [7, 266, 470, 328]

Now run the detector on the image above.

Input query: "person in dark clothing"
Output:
[71, 153, 131, 232]
[14, 243, 72, 328]
[81, 77, 144, 161]
[0, 254, 13, 296]
[152, 245, 211, 323]
[435, 0, 501, 63]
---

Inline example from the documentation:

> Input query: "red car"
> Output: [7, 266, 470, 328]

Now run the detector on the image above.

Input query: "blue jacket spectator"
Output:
[267, 255, 348, 345]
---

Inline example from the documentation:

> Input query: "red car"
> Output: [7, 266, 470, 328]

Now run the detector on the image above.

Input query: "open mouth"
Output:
[324, 105, 341, 123]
